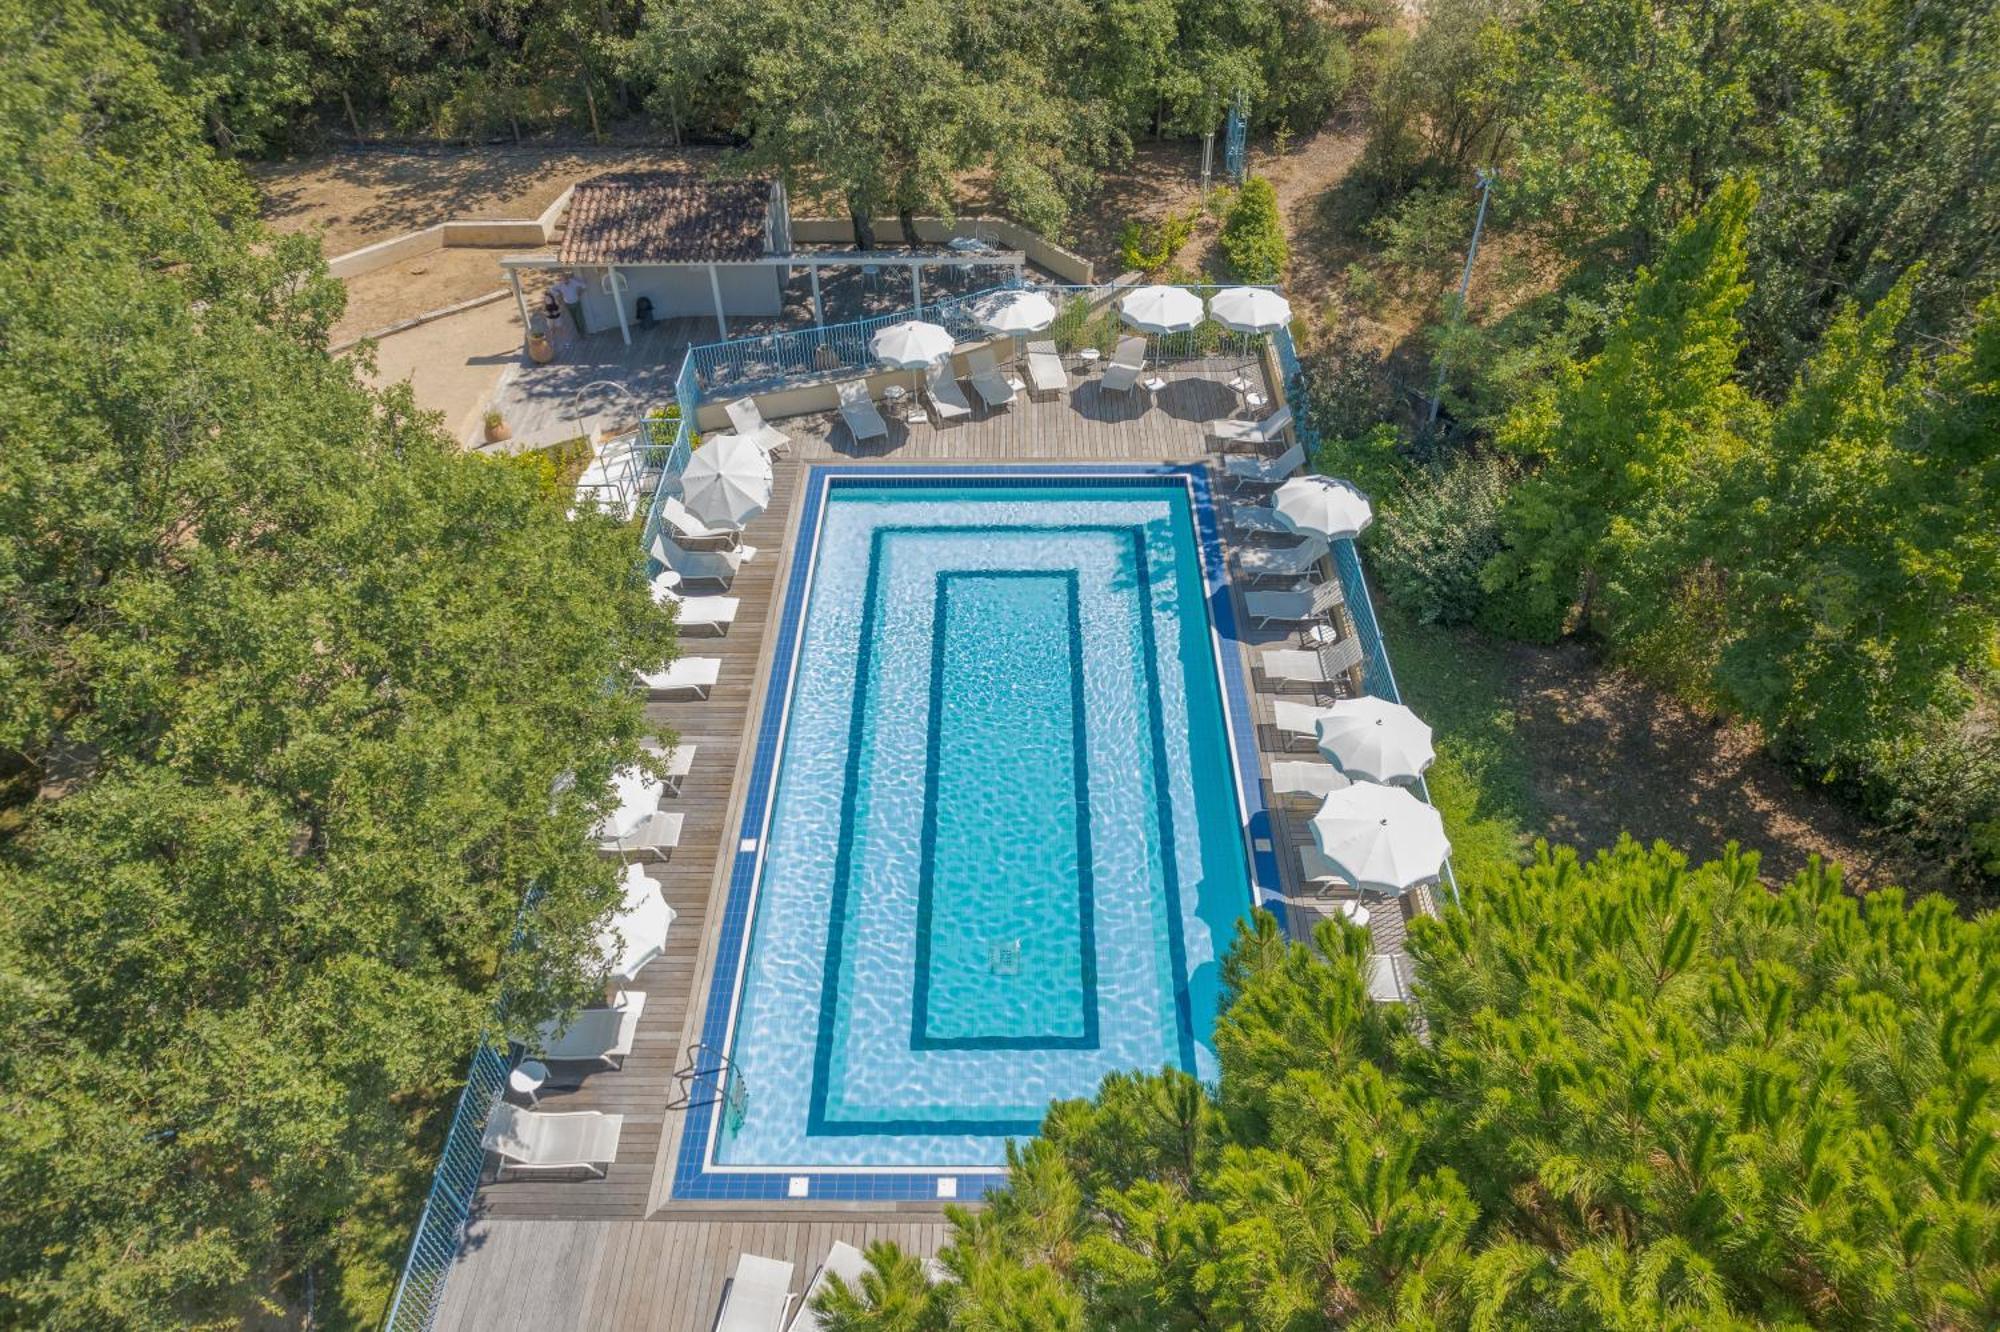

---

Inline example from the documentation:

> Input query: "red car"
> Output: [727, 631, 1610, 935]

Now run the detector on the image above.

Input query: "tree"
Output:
[0, 7, 675, 1324]
[1218, 175, 1289, 282]
[813, 839, 2000, 1329]
[1483, 178, 1762, 639]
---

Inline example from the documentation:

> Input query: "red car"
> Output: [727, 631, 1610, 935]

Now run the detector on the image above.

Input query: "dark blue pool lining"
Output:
[671, 465, 1280, 1202]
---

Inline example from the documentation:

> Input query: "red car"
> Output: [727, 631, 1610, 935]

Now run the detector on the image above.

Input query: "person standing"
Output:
[555, 271, 586, 340]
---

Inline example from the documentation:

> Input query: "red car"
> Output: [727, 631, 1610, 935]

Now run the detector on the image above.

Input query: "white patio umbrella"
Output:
[1273, 475, 1374, 540]
[680, 433, 772, 529]
[972, 289, 1057, 336]
[598, 863, 674, 985]
[1208, 286, 1293, 334]
[1118, 284, 1205, 335]
[870, 318, 956, 396]
[1309, 783, 1451, 894]
[592, 764, 664, 842]
[1313, 697, 1436, 785]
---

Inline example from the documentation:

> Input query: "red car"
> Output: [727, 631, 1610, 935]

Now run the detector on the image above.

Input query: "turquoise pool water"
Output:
[714, 481, 1253, 1169]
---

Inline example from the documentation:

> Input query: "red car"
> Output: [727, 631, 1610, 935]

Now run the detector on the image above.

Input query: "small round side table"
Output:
[509, 1058, 549, 1107]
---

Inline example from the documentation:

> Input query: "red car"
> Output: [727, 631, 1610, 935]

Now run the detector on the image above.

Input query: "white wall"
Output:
[575, 264, 782, 335]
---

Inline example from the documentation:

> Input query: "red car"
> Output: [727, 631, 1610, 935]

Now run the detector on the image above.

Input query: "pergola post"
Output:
[608, 266, 631, 346]
[708, 263, 728, 338]
[809, 261, 824, 327]
[508, 268, 531, 352]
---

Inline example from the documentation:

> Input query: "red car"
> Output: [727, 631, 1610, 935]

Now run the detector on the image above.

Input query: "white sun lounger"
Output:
[1207, 404, 1294, 452]
[643, 739, 696, 797]
[924, 361, 974, 424]
[1224, 441, 1307, 487]
[965, 346, 1017, 411]
[619, 809, 685, 860]
[600, 864, 674, 983]
[1243, 578, 1345, 628]
[1272, 699, 1338, 750]
[717, 1253, 797, 1331]
[786, 1240, 871, 1332]
[652, 532, 754, 589]
[1100, 335, 1147, 393]
[481, 1103, 624, 1180]
[1024, 339, 1067, 397]
[636, 657, 720, 699]
[838, 381, 890, 446]
[1261, 636, 1364, 698]
[651, 571, 740, 635]
[725, 397, 791, 458]
[1234, 536, 1330, 584]
[1300, 842, 1355, 890]
[1226, 504, 1294, 537]
[658, 494, 741, 549]
[1271, 760, 1351, 800]
[535, 990, 648, 1070]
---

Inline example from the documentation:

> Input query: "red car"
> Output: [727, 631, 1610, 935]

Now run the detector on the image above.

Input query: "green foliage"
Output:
[836, 839, 2000, 1329]
[1118, 209, 1196, 274]
[0, 7, 675, 1325]
[1369, 184, 1474, 296]
[1217, 175, 1288, 283]
[1376, 456, 1517, 627]
[500, 435, 595, 500]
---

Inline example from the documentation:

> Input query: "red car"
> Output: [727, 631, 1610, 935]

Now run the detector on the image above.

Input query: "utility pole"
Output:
[1426, 167, 1497, 432]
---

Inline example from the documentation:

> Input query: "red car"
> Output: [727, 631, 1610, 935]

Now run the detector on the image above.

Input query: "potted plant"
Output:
[526, 312, 554, 364]
[484, 409, 511, 444]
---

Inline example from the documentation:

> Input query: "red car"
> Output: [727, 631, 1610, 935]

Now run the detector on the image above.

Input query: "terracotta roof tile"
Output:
[559, 172, 770, 265]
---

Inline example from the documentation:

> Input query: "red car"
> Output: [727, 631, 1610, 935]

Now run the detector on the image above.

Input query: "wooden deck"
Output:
[435, 358, 1425, 1328]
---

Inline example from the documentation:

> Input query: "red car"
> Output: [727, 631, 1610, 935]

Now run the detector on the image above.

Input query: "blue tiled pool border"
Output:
[669, 463, 1281, 1203]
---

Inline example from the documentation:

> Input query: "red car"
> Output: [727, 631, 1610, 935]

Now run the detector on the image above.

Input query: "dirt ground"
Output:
[330, 246, 546, 345]
[346, 295, 528, 445]
[1509, 641, 1936, 895]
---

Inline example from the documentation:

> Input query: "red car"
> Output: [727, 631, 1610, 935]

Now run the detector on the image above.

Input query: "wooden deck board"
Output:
[438, 356, 1428, 1327]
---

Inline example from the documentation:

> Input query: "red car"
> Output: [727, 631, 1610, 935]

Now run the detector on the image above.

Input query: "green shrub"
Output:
[1369, 184, 1473, 295]
[1376, 455, 1515, 626]
[498, 435, 593, 499]
[1343, 261, 1385, 315]
[1117, 209, 1195, 274]
[1218, 175, 1289, 282]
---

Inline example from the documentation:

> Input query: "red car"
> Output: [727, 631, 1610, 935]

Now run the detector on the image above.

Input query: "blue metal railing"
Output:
[381, 1040, 509, 1332]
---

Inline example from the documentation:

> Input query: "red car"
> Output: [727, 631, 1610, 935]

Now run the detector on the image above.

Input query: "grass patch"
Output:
[1375, 599, 1540, 890]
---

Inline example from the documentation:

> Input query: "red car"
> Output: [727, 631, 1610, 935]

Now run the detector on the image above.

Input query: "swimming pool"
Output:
[677, 468, 1266, 1196]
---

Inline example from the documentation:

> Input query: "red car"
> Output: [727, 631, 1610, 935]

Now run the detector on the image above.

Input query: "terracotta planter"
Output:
[484, 419, 511, 444]
[528, 334, 555, 365]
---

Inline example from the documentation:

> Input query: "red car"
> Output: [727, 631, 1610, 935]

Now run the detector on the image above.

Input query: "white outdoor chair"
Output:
[1271, 760, 1351, 801]
[534, 990, 648, 1070]
[725, 397, 791, 458]
[481, 1103, 624, 1180]
[1207, 404, 1294, 452]
[651, 570, 740, 635]
[838, 381, 890, 446]
[717, 1253, 797, 1331]
[1243, 577, 1345, 628]
[965, 346, 1017, 411]
[924, 361, 974, 424]
[786, 1241, 871, 1331]
[1024, 339, 1067, 397]
[1226, 504, 1293, 538]
[620, 809, 685, 861]
[1224, 441, 1307, 487]
[1300, 842, 1355, 891]
[658, 494, 741, 549]
[1100, 335, 1147, 393]
[1271, 699, 1338, 751]
[1260, 636, 1364, 699]
[643, 738, 696, 797]
[635, 657, 720, 699]
[1234, 536, 1330, 584]
[652, 531, 755, 589]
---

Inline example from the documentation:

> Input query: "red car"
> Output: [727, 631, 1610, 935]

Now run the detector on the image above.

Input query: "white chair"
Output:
[622, 809, 685, 860]
[1299, 842, 1354, 890]
[1243, 578, 1344, 628]
[838, 381, 890, 446]
[1271, 760, 1351, 800]
[644, 739, 696, 797]
[924, 361, 974, 424]
[1100, 335, 1147, 393]
[481, 1103, 624, 1180]
[651, 570, 740, 635]
[786, 1241, 871, 1331]
[635, 657, 720, 699]
[725, 397, 791, 458]
[658, 494, 741, 549]
[717, 1253, 797, 1331]
[1226, 504, 1293, 537]
[1234, 536, 1330, 584]
[600, 864, 674, 985]
[1224, 441, 1307, 487]
[965, 346, 1017, 411]
[1261, 636, 1364, 698]
[535, 991, 647, 1070]
[653, 532, 754, 589]
[1024, 339, 1067, 397]
[1207, 404, 1294, 452]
